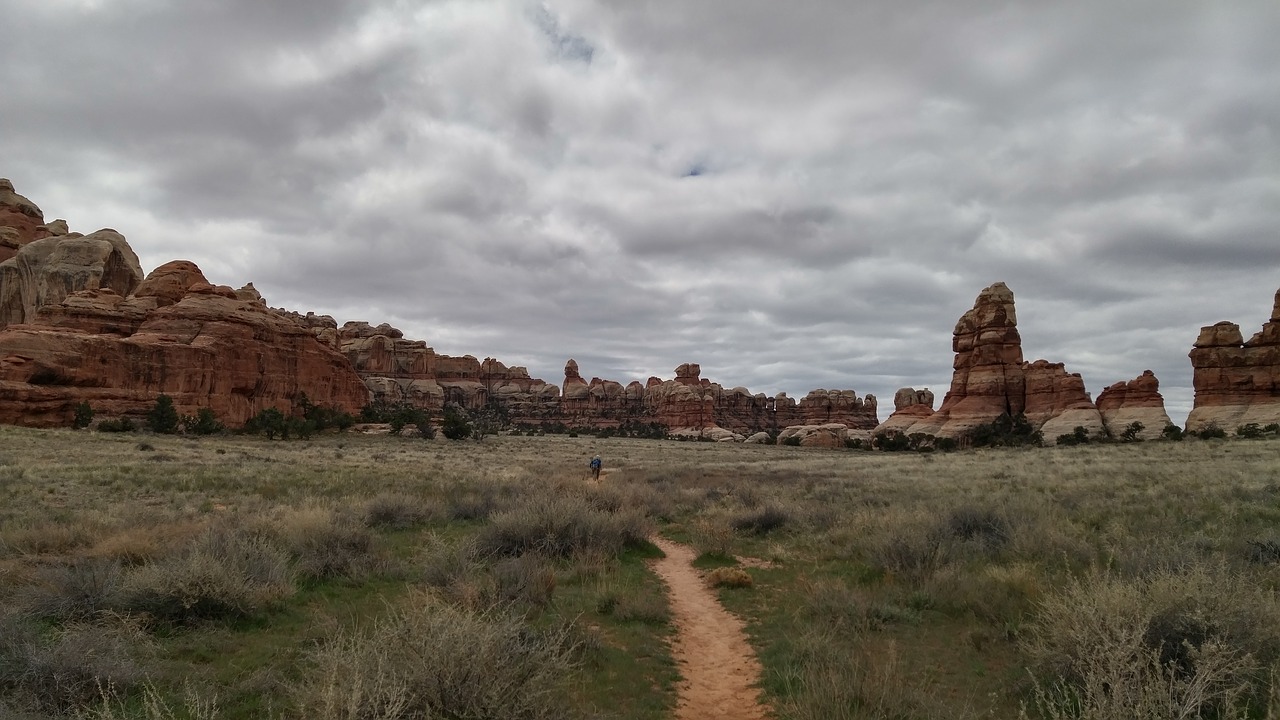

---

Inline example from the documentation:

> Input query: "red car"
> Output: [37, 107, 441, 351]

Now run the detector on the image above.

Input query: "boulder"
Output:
[0, 179, 49, 261]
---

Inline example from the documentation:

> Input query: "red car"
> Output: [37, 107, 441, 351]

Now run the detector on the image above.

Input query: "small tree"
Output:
[1162, 424, 1184, 441]
[182, 407, 224, 435]
[72, 401, 94, 430]
[1120, 421, 1144, 442]
[246, 407, 287, 440]
[147, 394, 179, 434]
[442, 405, 472, 441]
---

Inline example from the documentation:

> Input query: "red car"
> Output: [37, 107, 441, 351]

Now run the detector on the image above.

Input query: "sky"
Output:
[2, 1, 1278, 424]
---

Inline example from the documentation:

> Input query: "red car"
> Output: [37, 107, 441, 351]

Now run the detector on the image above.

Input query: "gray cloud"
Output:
[3, 0, 1279, 424]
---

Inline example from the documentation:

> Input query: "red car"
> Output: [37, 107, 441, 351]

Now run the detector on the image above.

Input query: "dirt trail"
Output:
[650, 537, 770, 720]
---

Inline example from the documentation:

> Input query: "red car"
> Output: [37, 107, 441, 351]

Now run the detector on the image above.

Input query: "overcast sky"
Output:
[3, 1, 1278, 423]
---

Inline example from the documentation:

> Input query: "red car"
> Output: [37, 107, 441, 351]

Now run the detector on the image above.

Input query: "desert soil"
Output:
[650, 537, 770, 720]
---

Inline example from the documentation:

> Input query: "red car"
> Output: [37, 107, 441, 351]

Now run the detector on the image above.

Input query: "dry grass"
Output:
[2, 425, 1280, 718]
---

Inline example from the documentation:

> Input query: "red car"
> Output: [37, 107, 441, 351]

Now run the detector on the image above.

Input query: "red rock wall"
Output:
[1186, 290, 1280, 431]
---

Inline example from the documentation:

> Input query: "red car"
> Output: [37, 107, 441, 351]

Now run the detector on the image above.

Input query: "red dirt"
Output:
[650, 537, 770, 720]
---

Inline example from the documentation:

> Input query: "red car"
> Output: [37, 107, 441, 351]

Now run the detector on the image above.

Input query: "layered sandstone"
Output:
[901, 283, 1111, 442]
[1, 179, 54, 262]
[0, 261, 369, 427]
[1186, 289, 1280, 432]
[1023, 360, 1105, 441]
[873, 388, 936, 435]
[906, 283, 1025, 437]
[1096, 370, 1173, 440]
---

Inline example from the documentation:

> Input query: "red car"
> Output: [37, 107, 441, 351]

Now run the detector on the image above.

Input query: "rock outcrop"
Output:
[905, 282, 1026, 437]
[1023, 360, 1105, 441]
[1096, 370, 1173, 440]
[900, 282, 1109, 443]
[1186, 289, 1280, 432]
[1, 230, 143, 328]
[0, 260, 369, 427]
[873, 388, 936, 435]
[1, 179, 53, 262]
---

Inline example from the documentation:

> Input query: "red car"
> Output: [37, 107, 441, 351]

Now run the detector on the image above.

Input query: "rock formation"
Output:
[899, 282, 1110, 443]
[1023, 360, 1105, 441]
[873, 388, 936, 435]
[1, 179, 54, 262]
[1, 229, 143, 328]
[0, 258, 369, 427]
[1186, 289, 1280, 432]
[1096, 370, 1173, 440]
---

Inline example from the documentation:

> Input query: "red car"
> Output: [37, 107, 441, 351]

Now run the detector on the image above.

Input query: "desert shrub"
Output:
[690, 517, 736, 558]
[1236, 422, 1265, 439]
[445, 485, 502, 521]
[419, 535, 483, 589]
[1246, 538, 1280, 565]
[729, 504, 790, 535]
[706, 566, 753, 589]
[441, 405, 472, 441]
[0, 616, 150, 716]
[945, 505, 1011, 550]
[72, 401, 94, 430]
[492, 554, 557, 608]
[17, 557, 122, 621]
[872, 430, 911, 452]
[146, 395, 179, 434]
[117, 527, 295, 622]
[266, 507, 379, 581]
[475, 495, 651, 559]
[1196, 423, 1227, 440]
[1162, 423, 1185, 441]
[1120, 421, 1145, 442]
[243, 407, 286, 439]
[595, 581, 669, 624]
[844, 437, 864, 449]
[96, 417, 136, 433]
[1056, 426, 1092, 446]
[181, 408, 223, 435]
[294, 592, 580, 720]
[969, 412, 1042, 448]
[780, 435, 801, 447]
[363, 493, 433, 529]
[1023, 564, 1280, 718]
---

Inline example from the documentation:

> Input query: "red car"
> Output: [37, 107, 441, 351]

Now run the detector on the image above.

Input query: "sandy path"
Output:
[650, 537, 770, 720]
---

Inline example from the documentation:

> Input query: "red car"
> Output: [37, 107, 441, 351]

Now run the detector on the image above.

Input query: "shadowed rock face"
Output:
[1186, 289, 1280, 432]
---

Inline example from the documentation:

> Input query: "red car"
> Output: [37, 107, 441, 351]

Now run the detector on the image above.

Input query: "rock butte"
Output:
[1186, 289, 1280, 432]
[874, 282, 1170, 444]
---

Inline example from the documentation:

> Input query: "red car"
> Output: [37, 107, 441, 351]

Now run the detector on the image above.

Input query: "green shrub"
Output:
[781, 435, 801, 447]
[969, 413, 1042, 448]
[1056, 426, 1092, 446]
[873, 430, 911, 451]
[442, 405, 472, 441]
[72, 401, 94, 430]
[1162, 424, 1185, 441]
[146, 394, 179, 434]
[1236, 422, 1265, 439]
[1120, 421, 1145, 442]
[945, 506, 1011, 549]
[244, 407, 286, 439]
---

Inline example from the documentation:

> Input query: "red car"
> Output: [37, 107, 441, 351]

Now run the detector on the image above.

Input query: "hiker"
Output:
[590, 455, 602, 480]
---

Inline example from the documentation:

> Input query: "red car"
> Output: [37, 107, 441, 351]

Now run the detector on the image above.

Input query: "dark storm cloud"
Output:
[2, 0, 1278, 423]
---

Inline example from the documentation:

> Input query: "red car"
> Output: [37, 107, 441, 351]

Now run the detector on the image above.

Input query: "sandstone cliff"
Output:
[0, 259, 369, 427]
[873, 387, 936, 435]
[1186, 289, 1280, 432]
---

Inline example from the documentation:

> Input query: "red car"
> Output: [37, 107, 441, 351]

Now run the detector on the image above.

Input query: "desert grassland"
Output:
[2, 428, 1280, 719]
